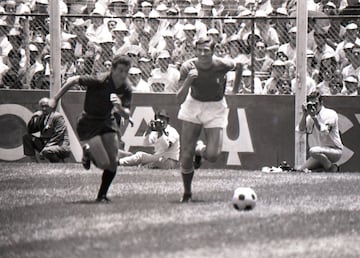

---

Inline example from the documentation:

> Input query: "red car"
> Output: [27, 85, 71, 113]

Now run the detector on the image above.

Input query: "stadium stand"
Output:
[0, 0, 359, 95]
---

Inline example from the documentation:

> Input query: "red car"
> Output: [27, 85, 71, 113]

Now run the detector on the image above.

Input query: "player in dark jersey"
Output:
[49, 55, 132, 202]
[176, 36, 243, 202]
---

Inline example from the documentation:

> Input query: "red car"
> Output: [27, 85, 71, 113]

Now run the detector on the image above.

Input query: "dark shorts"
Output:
[76, 113, 118, 141]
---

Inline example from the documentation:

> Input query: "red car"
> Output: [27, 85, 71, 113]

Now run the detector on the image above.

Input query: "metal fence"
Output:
[0, 12, 359, 95]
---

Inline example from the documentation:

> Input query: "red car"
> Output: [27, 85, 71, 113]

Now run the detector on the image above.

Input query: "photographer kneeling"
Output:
[118, 110, 180, 169]
[296, 90, 343, 172]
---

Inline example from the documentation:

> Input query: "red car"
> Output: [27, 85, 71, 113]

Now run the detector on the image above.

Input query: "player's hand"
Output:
[110, 93, 122, 108]
[128, 117, 134, 127]
[187, 69, 198, 82]
[301, 103, 308, 115]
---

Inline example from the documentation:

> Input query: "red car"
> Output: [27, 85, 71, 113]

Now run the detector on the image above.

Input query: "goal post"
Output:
[49, 0, 61, 99]
[295, 1, 308, 168]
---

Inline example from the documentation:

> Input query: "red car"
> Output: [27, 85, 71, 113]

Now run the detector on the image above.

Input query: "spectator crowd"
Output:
[0, 0, 359, 95]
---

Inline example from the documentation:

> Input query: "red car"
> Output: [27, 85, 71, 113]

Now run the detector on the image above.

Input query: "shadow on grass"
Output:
[66, 199, 112, 205]
[168, 199, 207, 204]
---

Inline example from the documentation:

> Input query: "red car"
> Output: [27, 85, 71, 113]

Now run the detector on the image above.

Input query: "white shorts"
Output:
[178, 95, 229, 128]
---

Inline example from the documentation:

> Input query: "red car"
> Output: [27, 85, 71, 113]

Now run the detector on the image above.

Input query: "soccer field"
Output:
[1, 163, 360, 258]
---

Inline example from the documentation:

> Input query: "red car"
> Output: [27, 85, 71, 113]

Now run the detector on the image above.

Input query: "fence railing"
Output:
[0, 13, 359, 95]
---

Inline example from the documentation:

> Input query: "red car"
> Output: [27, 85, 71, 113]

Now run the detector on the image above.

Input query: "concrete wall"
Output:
[1, 90, 359, 171]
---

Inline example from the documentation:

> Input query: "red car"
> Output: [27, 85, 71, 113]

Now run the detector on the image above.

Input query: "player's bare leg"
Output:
[84, 133, 119, 202]
[195, 127, 223, 166]
[180, 121, 202, 202]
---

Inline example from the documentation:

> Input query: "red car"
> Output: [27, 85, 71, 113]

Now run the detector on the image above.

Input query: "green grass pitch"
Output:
[1, 163, 360, 258]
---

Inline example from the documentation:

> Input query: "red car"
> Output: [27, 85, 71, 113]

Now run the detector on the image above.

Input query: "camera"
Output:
[306, 102, 316, 111]
[149, 119, 165, 131]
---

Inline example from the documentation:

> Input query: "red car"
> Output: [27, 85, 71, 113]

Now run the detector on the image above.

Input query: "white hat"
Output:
[245, 0, 256, 6]
[73, 18, 87, 27]
[141, 1, 152, 7]
[345, 23, 358, 30]
[277, 47, 288, 57]
[228, 34, 240, 43]
[157, 50, 171, 59]
[238, 9, 252, 17]
[243, 70, 252, 76]
[104, 60, 112, 66]
[201, 0, 214, 6]
[156, 3, 168, 12]
[207, 28, 219, 35]
[16, 3, 31, 14]
[167, 8, 178, 15]
[224, 18, 236, 24]
[97, 35, 115, 44]
[288, 27, 297, 33]
[275, 8, 288, 16]
[112, 22, 129, 33]
[32, 35, 44, 44]
[62, 32, 77, 41]
[272, 59, 286, 66]
[91, 5, 106, 16]
[344, 75, 358, 83]
[61, 41, 72, 50]
[126, 47, 140, 55]
[255, 10, 267, 17]
[162, 30, 174, 38]
[355, 37, 360, 47]
[183, 23, 196, 31]
[149, 10, 160, 19]
[5, 0, 16, 7]
[139, 57, 151, 62]
[0, 19, 8, 26]
[321, 50, 335, 60]
[29, 44, 38, 52]
[133, 12, 146, 19]
[8, 27, 21, 36]
[306, 49, 315, 57]
[344, 42, 355, 49]
[325, 2, 336, 9]
[36, 0, 48, 4]
[129, 67, 142, 74]
[184, 6, 198, 14]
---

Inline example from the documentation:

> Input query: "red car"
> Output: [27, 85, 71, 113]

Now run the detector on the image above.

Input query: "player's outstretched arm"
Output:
[49, 76, 81, 108]
[176, 68, 198, 104]
[232, 63, 243, 94]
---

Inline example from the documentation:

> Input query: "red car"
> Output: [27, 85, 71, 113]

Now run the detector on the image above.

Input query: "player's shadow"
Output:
[168, 199, 206, 204]
[66, 199, 111, 205]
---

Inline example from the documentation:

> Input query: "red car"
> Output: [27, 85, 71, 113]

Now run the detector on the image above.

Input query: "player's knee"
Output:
[205, 149, 220, 163]
[41, 149, 61, 162]
[106, 162, 118, 171]
[94, 158, 110, 170]
[309, 147, 322, 158]
[181, 152, 194, 165]
[40, 147, 53, 156]
[134, 151, 145, 161]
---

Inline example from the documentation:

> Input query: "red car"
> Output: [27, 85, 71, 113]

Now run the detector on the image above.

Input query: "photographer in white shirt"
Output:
[296, 90, 343, 172]
[119, 110, 180, 169]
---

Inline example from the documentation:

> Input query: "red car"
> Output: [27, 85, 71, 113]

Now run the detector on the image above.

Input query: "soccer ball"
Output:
[232, 187, 257, 211]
